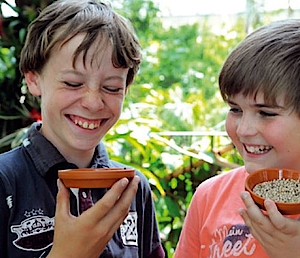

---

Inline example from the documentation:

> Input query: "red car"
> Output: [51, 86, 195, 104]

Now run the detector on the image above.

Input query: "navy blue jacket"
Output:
[0, 123, 164, 257]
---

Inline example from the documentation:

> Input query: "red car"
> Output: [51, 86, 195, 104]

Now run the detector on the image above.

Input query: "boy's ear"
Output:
[24, 71, 42, 96]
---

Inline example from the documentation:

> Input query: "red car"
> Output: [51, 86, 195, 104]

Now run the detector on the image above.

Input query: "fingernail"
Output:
[264, 199, 272, 209]
[238, 208, 245, 216]
[240, 191, 249, 199]
[134, 175, 140, 183]
[57, 179, 61, 190]
[120, 178, 129, 187]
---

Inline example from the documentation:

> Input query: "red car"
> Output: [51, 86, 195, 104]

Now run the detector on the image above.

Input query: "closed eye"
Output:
[104, 86, 124, 93]
[259, 110, 278, 117]
[64, 81, 82, 87]
[229, 107, 242, 113]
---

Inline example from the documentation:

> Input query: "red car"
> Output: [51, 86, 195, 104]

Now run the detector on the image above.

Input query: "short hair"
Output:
[19, 0, 141, 86]
[219, 19, 300, 115]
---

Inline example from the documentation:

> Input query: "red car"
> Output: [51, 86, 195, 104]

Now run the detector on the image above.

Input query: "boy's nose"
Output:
[82, 90, 105, 112]
[236, 116, 257, 137]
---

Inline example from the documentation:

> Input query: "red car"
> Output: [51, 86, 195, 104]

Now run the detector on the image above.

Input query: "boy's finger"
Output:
[240, 191, 262, 216]
[93, 176, 140, 233]
[264, 199, 295, 233]
[90, 176, 140, 222]
[55, 179, 71, 217]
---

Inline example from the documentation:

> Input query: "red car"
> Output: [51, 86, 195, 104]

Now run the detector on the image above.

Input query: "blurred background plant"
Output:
[0, 0, 297, 256]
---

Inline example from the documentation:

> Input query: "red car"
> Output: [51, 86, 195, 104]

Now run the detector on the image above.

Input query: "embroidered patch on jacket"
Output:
[120, 211, 138, 246]
[11, 215, 54, 251]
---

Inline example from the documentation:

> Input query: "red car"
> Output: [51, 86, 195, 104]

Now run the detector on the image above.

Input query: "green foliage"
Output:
[1, 0, 288, 256]
[0, 0, 53, 142]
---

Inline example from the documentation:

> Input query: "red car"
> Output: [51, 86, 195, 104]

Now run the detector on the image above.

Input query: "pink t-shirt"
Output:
[174, 166, 299, 258]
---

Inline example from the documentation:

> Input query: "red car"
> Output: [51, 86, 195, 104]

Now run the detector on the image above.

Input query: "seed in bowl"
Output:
[253, 178, 300, 203]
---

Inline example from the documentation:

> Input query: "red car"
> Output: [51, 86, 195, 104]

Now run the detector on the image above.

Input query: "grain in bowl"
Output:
[253, 178, 300, 203]
[245, 168, 300, 215]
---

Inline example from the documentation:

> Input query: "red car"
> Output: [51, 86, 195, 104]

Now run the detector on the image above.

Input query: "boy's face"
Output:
[25, 34, 129, 166]
[226, 92, 300, 173]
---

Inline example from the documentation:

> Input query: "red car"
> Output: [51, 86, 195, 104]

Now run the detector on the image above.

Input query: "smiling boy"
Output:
[0, 1, 165, 257]
[174, 19, 300, 258]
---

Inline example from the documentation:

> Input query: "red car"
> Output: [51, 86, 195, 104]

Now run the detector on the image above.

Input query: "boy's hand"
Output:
[47, 176, 140, 258]
[239, 191, 300, 258]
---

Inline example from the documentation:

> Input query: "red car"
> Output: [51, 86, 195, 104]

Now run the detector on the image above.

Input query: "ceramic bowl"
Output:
[245, 168, 300, 215]
[58, 168, 135, 188]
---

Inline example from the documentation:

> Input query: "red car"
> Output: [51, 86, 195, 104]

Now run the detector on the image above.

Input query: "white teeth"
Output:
[88, 123, 95, 129]
[82, 121, 88, 129]
[245, 145, 272, 154]
[72, 118, 99, 130]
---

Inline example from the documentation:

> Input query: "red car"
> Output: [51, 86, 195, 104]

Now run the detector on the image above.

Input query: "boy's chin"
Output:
[245, 164, 265, 174]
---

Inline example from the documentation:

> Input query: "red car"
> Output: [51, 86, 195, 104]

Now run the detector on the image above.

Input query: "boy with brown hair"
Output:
[175, 19, 300, 258]
[0, 0, 165, 257]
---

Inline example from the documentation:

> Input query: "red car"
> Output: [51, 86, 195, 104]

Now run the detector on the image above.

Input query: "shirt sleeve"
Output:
[0, 173, 12, 257]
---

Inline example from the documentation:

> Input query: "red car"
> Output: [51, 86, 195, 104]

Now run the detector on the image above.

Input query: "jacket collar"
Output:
[23, 122, 110, 177]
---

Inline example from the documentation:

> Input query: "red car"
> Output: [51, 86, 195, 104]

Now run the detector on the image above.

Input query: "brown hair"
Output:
[219, 19, 300, 115]
[20, 0, 141, 86]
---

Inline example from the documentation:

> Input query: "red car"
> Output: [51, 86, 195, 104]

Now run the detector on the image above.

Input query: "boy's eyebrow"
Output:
[253, 100, 285, 109]
[227, 99, 237, 105]
[227, 99, 283, 109]
[59, 69, 126, 81]
[59, 69, 83, 76]
[104, 75, 127, 81]
[254, 103, 281, 108]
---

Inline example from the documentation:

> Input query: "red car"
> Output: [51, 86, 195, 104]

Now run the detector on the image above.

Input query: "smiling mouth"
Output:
[244, 144, 273, 154]
[69, 115, 102, 130]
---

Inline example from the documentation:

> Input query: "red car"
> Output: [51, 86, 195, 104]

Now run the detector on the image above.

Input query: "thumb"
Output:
[55, 179, 71, 217]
